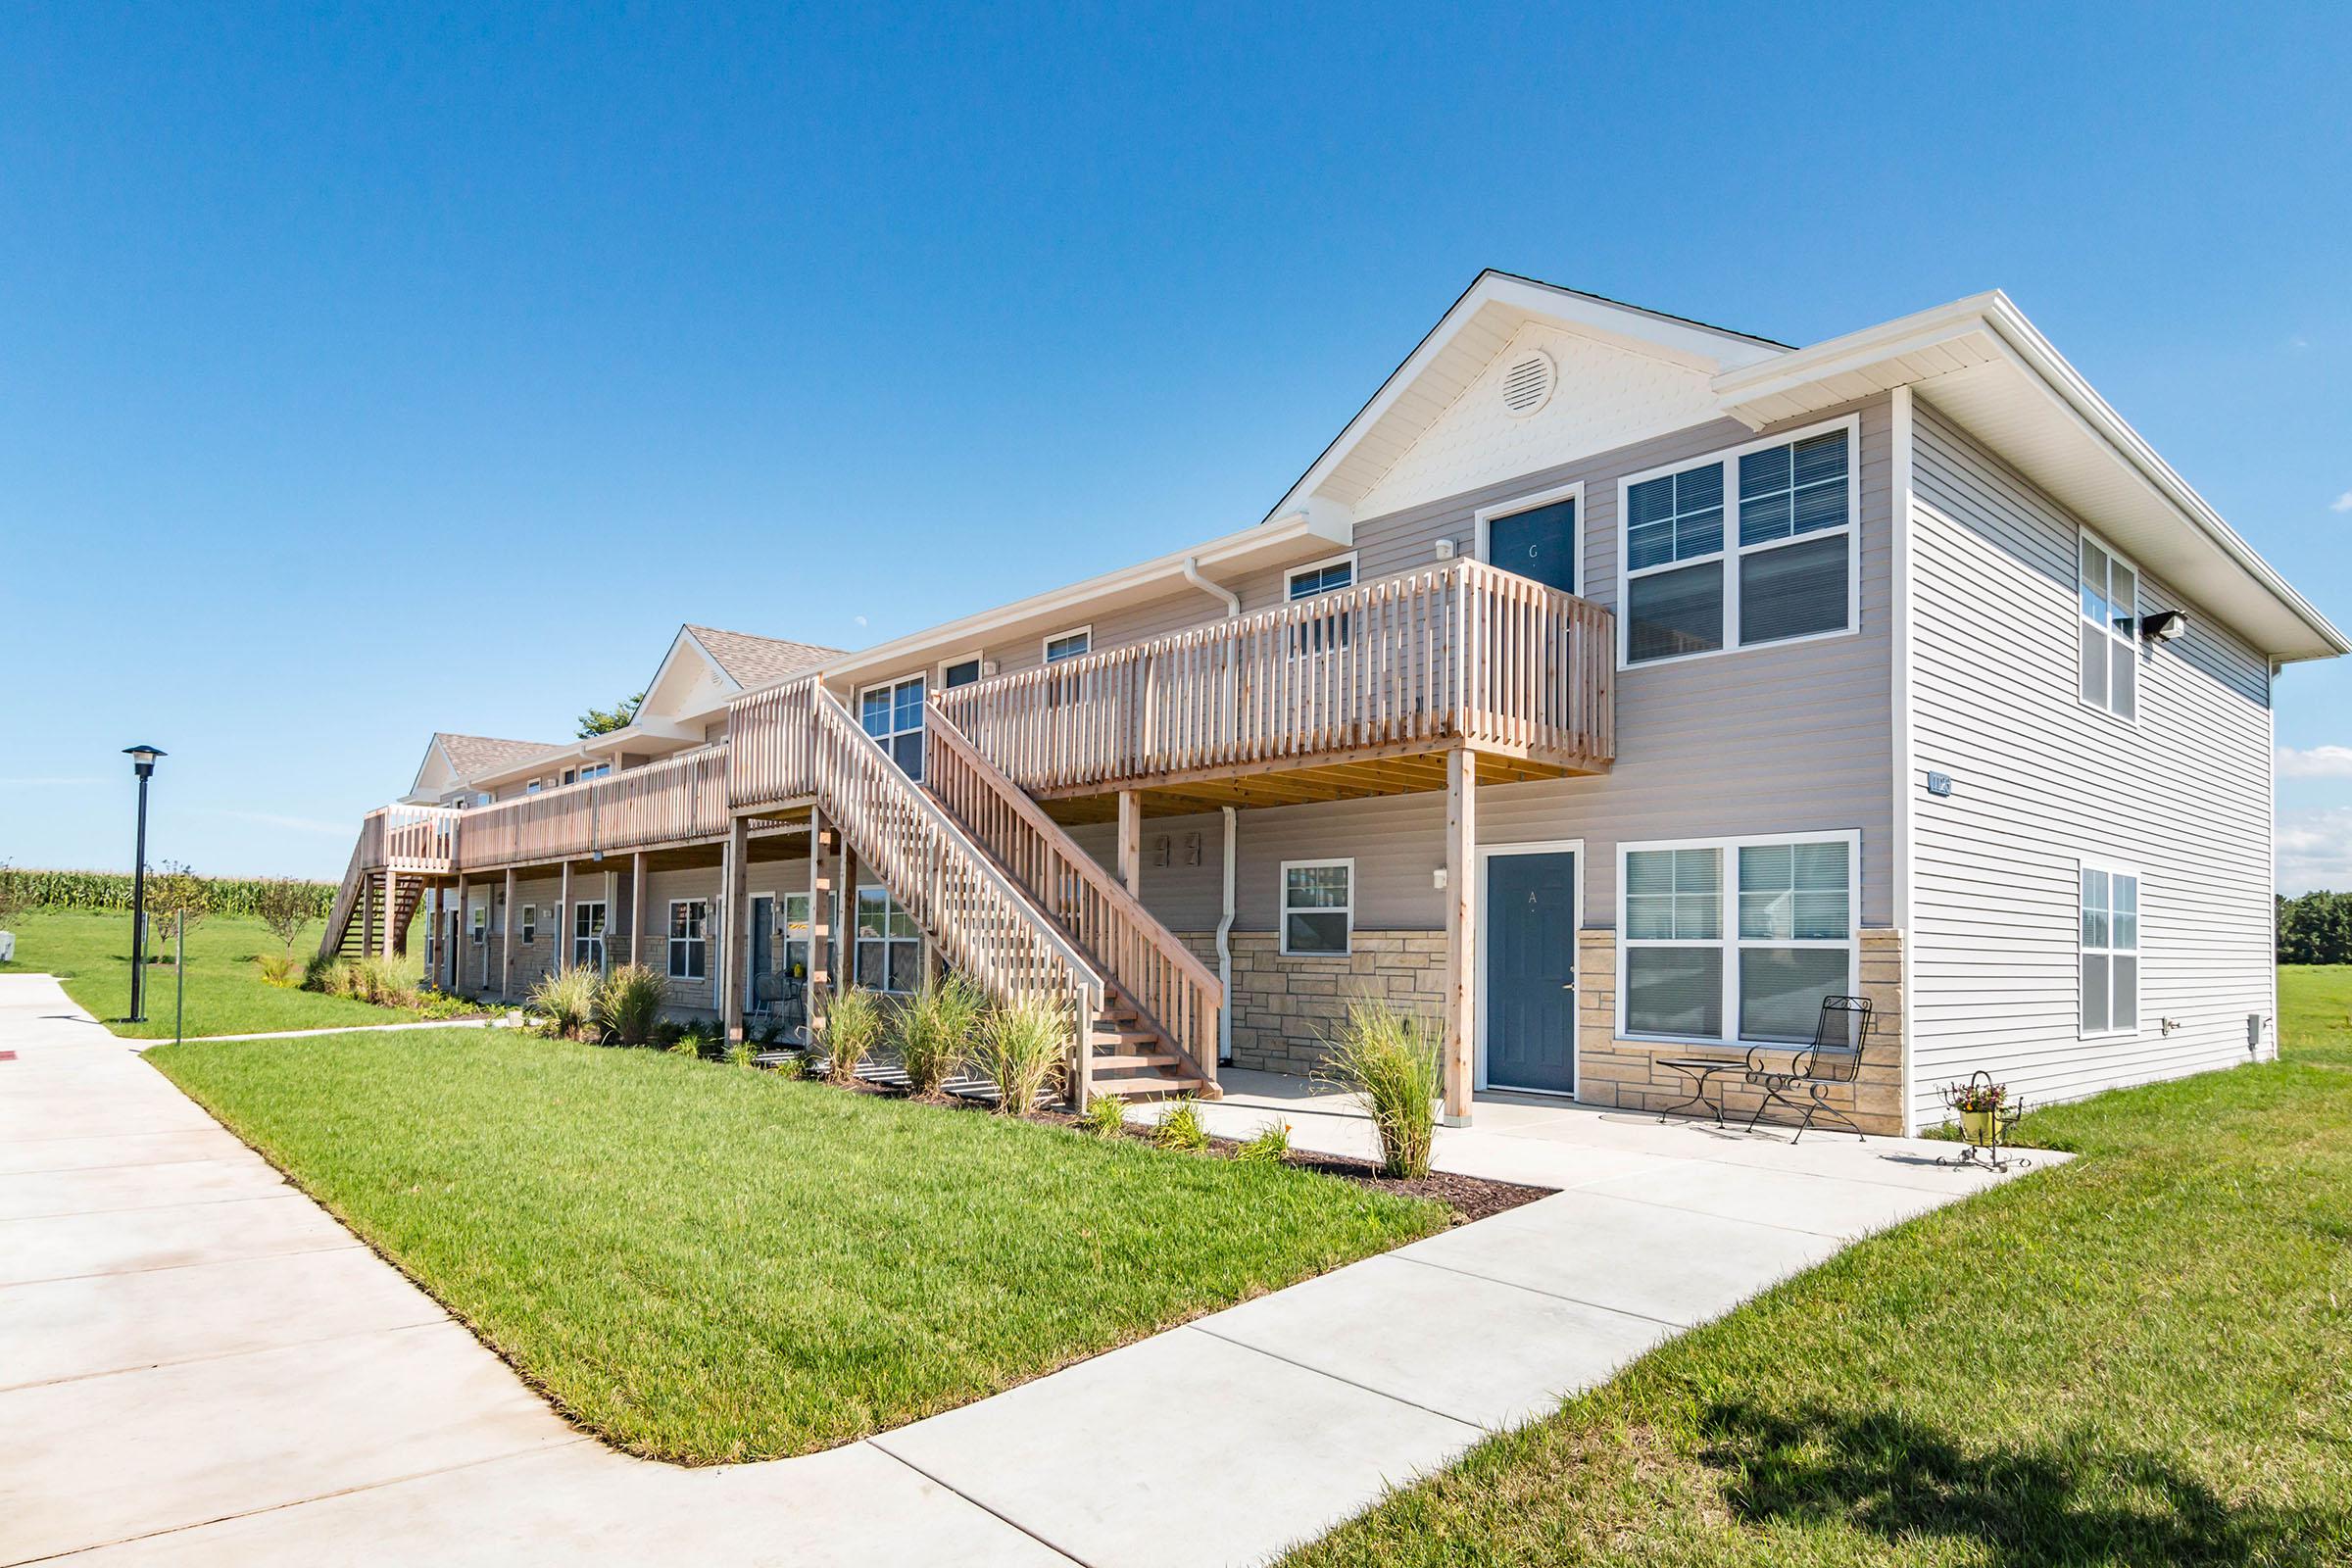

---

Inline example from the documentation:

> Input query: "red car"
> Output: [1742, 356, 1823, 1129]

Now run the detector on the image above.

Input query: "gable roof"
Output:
[432, 732, 571, 778]
[681, 625, 846, 688]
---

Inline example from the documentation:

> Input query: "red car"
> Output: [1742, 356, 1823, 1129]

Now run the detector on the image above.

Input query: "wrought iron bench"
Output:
[1743, 995, 1873, 1143]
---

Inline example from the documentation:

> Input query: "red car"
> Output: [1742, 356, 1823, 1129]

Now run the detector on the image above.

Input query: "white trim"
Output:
[1472, 838, 1585, 1098]
[1283, 552, 1359, 600]
[1041, 625, 1094, 664]
[572, 899, 609, 971]
[1889, 386, 1918, 1135]
[1614, 829, 1863, 1050]
[2075, 524, 2144, 728]
[1473, 482, 1585, 596]
[1278, 857, 1354, 957]
[1615, 413, 1864, 671]
[667, 897, 710, 982]
[2076, 858, 2142, 1040]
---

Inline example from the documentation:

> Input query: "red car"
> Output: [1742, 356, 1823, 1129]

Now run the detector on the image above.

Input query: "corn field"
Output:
[0, 868, 336, 920]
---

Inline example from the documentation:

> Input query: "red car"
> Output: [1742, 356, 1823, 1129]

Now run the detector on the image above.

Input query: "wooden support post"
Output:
[502, 868, 518, 999]
[1443, 746, 1477, 1126]
[603, 868, 616, 973]
[722, 817, 749, 1042]
[838, 837, 861, 989]
[557, 862, 572, 985]
[630, 851, 648, 969]
[381, 871, 399, 959]
[430, 884, 443, 987]
[455, 874, 469, 994]
[1116, 789, 1143, 899]
[807, 811, 834, 1036]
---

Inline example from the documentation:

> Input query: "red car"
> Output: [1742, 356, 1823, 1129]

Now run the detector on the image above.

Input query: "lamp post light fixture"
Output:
[123, 745, 166, 1022]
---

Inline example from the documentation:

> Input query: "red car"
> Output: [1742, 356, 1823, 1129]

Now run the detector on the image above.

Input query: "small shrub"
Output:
[529, 967, 601, 1040]
[652, 1018, 686, 1050]
[595, 963, 666, 1047]
[897, 975, 985, 1098]
[1152, 1098, 1209, 1152]
[255, 954, 300, 988]
[821, 986, 885, 1084]
[346, 956, 413, 1007]
[1078, 1093, 1129, 1137]
[666, 1030, 708, 1059]
[775, 1051, 809, 1080]
[301, 951, 344, 994]
[1236, 1118, 1292, 1166]
[1317, 999, 1441, 1179]
[723, 1040, 756, 1067]
[971, 992, 1068, 1113]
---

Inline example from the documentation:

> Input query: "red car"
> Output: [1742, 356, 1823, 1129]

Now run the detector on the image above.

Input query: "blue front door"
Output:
[1485, 850, 1579, 1094]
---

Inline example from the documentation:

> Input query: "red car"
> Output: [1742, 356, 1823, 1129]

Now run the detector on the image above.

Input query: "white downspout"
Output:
[1217, 806, 1238, 1065]
[1181, 555, 1241, 617]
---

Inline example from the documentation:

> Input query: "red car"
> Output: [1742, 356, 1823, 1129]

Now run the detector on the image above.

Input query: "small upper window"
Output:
[1281, 860, 1352, 956]
[525, 780, 543, 794]
[860, 676, 927, 779]
[1286, 557, 1356, 600]
[943, 657, 983, 688]
[1287, 556, 1357, 655]
[2079, 534, 2138, 721]
[2081, 866, 2139, 1035]
[1044, 628, 1092, 664]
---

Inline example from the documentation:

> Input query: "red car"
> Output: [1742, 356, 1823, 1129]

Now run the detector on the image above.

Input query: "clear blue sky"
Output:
[3, 3, 2347, 889]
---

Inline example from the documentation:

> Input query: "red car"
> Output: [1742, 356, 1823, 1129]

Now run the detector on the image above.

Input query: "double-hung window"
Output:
[470, 906, 488, 945]
[1287, 554, 1356, 655]
[782, 892, 811, 980]
[860, 676, 927, 780]
[668, 899, 709, 981]
[519, 905, 537, 944]
[573, 902, 608, 971]
[1043, 627, 1092, 664]
[2078, 533, 2139, 721]
[1280, 859, 1352, 956]
[854, 886, 920, 994]
[1622, 419, 1855, 665]
[1621, 833, 1857, 1044]
[2081, 865, 2139, 1035]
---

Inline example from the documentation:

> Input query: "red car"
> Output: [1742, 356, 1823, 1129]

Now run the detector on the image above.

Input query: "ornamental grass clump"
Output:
[1319, 998, 1442, 1178]
[301, 950, 344, 995]
[1078, 1092, 1129, 1137]
[1152, 1098, 1210, 1152]
[821, 985, 885, 1084]
[896, 975, 985, 1098]
[1236, 1118, 1293, 1167]
[595, 963, 666, 1047]
[255, 954, 300, 989]
[970, 992, 1067, 1113]
[529, 966, 600, 1041]
[346, 956, 413, 1007]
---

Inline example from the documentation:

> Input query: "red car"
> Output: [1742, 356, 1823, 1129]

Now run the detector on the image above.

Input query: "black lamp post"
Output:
[123, 745, 166, 1022]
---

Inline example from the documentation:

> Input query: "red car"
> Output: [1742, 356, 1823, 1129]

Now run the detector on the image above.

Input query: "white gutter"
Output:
[1181, 555, 1240, 616]
[1217, 806, 1237, 1065]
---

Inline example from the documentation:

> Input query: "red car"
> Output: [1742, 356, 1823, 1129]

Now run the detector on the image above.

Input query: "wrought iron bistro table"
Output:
[1654, 1055, 1743, 1127]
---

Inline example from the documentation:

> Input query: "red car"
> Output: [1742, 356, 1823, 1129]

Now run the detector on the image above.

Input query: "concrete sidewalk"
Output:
[1, 974, 2048, 1567]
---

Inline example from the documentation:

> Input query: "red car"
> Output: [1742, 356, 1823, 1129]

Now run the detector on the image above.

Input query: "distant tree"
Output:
[142, 860, 209, 958]
[2278, 890, 2352, 965]
[251, 876, 316, 958]
[577, 690, 646, 738]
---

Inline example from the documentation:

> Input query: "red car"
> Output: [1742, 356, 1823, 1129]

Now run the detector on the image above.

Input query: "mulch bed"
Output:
[763, 1053, 1553, 1224]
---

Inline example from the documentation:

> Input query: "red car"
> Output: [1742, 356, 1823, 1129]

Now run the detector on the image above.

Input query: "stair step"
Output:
[1090, 1052, 1178, 1071]
[1092, 1074, 1207, 1097]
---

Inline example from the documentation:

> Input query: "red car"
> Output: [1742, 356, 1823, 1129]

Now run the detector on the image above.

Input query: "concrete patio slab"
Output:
[0, 1246, 449, 1391]
[873, 1325, 1479, 1568]
[1577, 1158, 1950, 1239]
[1197, 1250, 1674, 1429]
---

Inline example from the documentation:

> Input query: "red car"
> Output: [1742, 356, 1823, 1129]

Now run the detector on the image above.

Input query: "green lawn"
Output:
[1286, 965, 2352, 1566]
[4, 908, 432, 1038]
[147, 1028, 1447, 1462]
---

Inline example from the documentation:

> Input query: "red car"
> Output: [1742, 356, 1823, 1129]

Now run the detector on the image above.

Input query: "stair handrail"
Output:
[799, 681, 1105, 1096]
[926, 704, 1220, 1091]
[318, 830, 370, 958]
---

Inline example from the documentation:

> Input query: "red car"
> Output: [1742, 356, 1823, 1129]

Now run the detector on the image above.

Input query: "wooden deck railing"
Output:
[927, 710, 1220, 1083]
[928, 558, 1613, 795]
[447, 745, 731, 870]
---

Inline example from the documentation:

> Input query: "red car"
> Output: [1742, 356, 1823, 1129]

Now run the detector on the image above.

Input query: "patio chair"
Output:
[1743, 996, 1872, 1143]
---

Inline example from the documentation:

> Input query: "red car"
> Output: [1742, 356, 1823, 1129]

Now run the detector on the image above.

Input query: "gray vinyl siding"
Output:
[1064, 398, 1898, 938]
[1906, 400, 2276, 1128]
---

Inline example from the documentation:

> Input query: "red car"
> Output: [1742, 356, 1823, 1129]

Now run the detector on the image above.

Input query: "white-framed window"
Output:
[1280, 858, 1353, 956]
[2080, 863, 2139, 1036]
[474, 792, 493, 808]
[574, 901, 608, 970]
[1476, 484, 1582, 595]
[1286, 552, 1357, 656]
[940, 653, 984, 689]
[667, 899, 709, 981]
[580, 761, 611, 781]
[1618, 416, 1858, 667]
[2078, 530, 2140, 722]
[859, 675, 927, 780]
[519, 905, 537, 944]
[1619, 831, 1858, 1046]
[469, 906, 488, 944]
[525, 780, 543, 795]
[562, 767, 577, 786]
[854, 885, 920, 994]
[783, 891, 812, 980]
[1043, 626, 1093, 664]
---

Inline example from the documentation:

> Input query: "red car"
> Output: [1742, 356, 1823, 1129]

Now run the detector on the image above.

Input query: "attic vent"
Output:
[1498, 351, 1556, 417]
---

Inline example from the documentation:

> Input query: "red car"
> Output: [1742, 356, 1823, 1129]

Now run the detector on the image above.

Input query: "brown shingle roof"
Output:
[433, 732, 572, 779]
[684, 625, 846, 687]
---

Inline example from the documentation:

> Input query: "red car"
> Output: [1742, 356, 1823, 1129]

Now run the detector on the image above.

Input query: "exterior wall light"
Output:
[2140, 610, 2188, 642]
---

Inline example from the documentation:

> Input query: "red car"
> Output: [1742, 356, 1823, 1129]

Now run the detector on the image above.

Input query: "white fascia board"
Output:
[802, 508, 1355, 694]
[1261, 270, 1788, 524]
[1715, 291, 2349, 662]
[405, 736, 456, 802]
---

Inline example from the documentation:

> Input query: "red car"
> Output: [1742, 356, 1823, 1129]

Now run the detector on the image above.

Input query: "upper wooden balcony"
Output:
[926, 558, 1614, 822]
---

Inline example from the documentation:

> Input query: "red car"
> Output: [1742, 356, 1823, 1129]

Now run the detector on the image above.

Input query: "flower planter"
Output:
[1960, 1106, 1999, 1147]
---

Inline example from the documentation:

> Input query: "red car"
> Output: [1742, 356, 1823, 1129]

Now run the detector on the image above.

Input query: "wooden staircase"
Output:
[321, 858, 425, 960]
